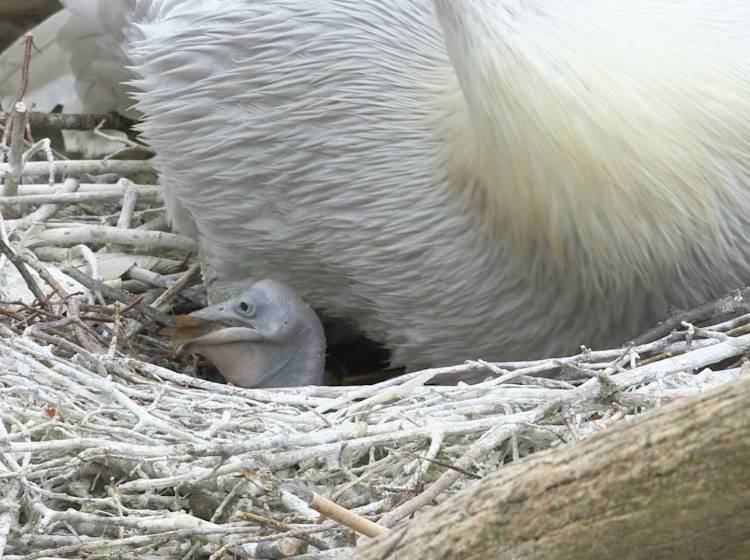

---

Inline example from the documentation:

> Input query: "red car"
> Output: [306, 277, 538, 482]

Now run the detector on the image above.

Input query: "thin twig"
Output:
[2, 102, 28, 198]
[1, 34, 33, 148]
[0, 237, 48, 306]
[305, 492, 389, 538]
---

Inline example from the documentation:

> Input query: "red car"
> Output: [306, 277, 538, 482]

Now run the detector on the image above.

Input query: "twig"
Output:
[209, 537, 308, 559]
[1, 34, 33, 148]
[20, 111, 136, 132]
[150, 262, 201, 311]
[9, 178, 79, 232]
[0, 187, 160, 207]
[234, 511, 332, 552]
[2, 102, 28, 198]
[26, 224, 197, 253]
[0, 237, 47, 306]
[0, 159, 155, 179]
[94, 118, 154, 154]
[14, 182, 156, 196]
[631, 287, 750, 344]
[60, 265, 174, 326]
[67, 296, 106, 354]
[305, 492, 389, 538]
[116, 179, 140, 229]
[388, 446, 478, 480]
[378, 404, 552, 528]
[15, 250, 70, 301]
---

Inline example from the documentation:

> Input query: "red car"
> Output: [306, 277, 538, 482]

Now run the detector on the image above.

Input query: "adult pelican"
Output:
[3, 1, 750, 370]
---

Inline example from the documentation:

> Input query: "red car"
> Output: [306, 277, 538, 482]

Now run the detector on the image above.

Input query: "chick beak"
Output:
[188, 301, 236, 324]
[167, 303, 265, 352]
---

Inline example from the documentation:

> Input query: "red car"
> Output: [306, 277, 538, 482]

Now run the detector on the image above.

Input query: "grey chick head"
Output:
[178, 279, 325, 388]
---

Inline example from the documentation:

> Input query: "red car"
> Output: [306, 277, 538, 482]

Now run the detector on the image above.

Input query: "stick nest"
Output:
[2, 113, 750, 560]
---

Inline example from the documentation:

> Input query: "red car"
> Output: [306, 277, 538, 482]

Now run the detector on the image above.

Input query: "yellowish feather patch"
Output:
[433, 5, 750, 290]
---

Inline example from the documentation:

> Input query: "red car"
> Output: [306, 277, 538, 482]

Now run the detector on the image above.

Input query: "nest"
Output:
[2, 55, 750, 560]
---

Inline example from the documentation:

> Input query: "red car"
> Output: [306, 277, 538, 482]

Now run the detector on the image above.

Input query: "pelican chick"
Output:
[172, 279, 326, 388]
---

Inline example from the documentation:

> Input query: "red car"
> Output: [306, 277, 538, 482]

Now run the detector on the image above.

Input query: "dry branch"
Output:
[306, 492, 390, 538]
[22, 111, 136, 132]
[9, 177, 79, 229]
[0, 159, 155, 179]
[26, 224, 197, 253]
[15, 182, 155, 196]
[633, 287, 750, 344]
[1, 102, 27, 197]
[0, 237, 46, 304]
[0, 187, 160, 207]
[59, 265, 174, 326]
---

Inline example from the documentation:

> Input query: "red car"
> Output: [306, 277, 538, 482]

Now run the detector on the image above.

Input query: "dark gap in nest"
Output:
[190, 321, 402, 387]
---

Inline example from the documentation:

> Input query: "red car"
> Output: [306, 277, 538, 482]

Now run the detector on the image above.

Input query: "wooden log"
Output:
[351, 375, 750, 560]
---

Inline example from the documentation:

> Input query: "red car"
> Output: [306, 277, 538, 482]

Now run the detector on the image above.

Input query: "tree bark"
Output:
[351, 375, 750, 560]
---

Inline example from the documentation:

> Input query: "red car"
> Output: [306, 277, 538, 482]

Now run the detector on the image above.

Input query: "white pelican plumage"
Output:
[3, 1, 750, 370]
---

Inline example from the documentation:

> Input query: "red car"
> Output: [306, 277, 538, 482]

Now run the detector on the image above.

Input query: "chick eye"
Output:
[237, 300, 255, 316]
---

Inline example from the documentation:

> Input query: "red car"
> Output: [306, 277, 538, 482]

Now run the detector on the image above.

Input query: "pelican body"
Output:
[13, 1, 750, 368]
